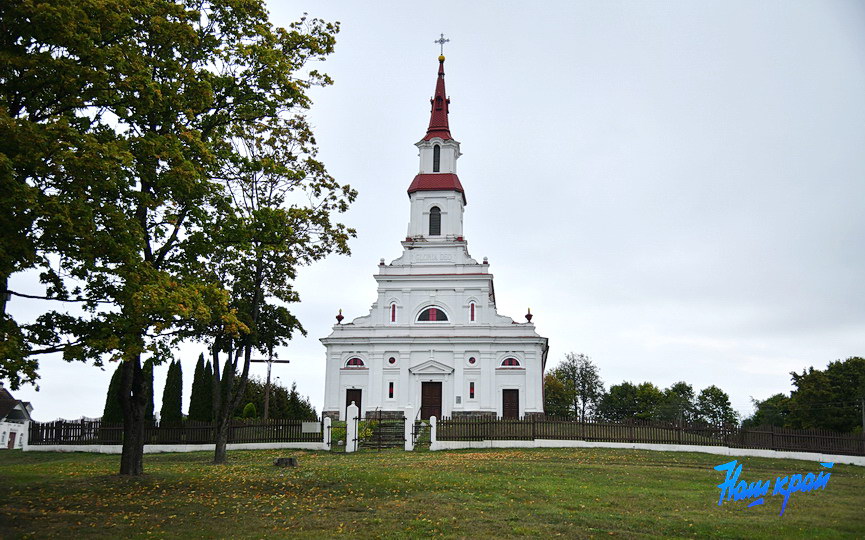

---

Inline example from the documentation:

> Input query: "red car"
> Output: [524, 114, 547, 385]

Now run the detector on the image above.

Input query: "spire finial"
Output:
[423, 38, 453, 142]
[434, 33, 450, 57]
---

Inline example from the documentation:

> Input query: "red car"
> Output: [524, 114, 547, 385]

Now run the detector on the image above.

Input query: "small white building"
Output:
[321, 55, 549, 421]
[0, 384, 33, 449]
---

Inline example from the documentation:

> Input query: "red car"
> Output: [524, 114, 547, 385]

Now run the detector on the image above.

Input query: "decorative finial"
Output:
[525, 308, 533, 322]
[336, 309, 344, 324]
[483, 256, 489, 265]
[434, 33, 450, 56]
[379, 258, 385, 266]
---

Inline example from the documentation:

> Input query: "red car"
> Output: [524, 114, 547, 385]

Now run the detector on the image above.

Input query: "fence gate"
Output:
[354, 410, 406, 450]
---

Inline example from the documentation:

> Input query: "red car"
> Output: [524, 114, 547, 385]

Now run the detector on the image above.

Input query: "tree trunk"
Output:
[118, 354, 147, 475]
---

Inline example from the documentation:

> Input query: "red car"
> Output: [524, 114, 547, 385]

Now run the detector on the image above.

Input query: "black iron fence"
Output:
[436, 417, 865, 456]
[28, 418, 324, 446]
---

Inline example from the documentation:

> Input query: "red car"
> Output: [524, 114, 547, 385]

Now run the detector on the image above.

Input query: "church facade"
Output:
[321, 55, 548, 421]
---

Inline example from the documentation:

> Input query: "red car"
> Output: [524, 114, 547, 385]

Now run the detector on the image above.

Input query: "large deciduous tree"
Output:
[4, 1, 348, 475]
[696, 385, 738, 426]
[788, 357, 865, 432]
[552, 353, 604, 422]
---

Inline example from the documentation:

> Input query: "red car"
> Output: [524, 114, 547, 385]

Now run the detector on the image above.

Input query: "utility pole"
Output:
[250, 354, 290, 420]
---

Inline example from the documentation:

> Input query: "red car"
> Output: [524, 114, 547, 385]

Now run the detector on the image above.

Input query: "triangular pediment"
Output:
[409, 359, 454, 375]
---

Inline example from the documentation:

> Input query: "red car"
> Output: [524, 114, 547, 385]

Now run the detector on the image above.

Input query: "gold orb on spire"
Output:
[438, 54, 445, 62]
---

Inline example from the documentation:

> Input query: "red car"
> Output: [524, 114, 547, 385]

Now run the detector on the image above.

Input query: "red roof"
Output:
[423, 57, 453, 141]
[407, 173, 466, 204]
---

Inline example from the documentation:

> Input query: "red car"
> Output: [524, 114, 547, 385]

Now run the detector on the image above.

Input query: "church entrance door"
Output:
[502, 389, 519, 419]
[346, 389, 362, 420]
[420, 382, 442, 420]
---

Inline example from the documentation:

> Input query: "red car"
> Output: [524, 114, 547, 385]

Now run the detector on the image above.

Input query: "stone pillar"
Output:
[404, 405, 414, 451]
[430, 415, 437, 445]
[323, 417, 332, 449]
[346, 401, 359, 453]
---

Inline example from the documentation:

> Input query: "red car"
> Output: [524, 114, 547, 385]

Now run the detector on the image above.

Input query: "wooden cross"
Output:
[434, 33, 450, 55]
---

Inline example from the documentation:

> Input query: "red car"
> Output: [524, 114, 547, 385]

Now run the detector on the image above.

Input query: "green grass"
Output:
[1, 447, 863, 538]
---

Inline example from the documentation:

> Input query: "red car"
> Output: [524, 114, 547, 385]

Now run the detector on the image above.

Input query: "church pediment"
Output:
[409, 359, 454, 375]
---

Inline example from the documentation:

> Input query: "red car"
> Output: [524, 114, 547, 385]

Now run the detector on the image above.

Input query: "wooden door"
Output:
[345, 389, 362, 420]
[502, 389, 519, 419]
[8, 432, 16, 449]
[420, 382, 442, 420]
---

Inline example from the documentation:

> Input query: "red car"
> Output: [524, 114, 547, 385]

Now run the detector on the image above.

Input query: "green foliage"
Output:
[598, 382, 638, 421]
[696, 385, 738, 426]
[787, 357, 865, 433]
[658, 381, 697, 423]
[143, 359, 155, 422]
[231, 378, 317, 420]
[634, 382, 664, 421]
[543, 373, 574, 417]
[187, 354, 211, 422]
[160, 360, 183, 424]
[102, 363, 123, 423]
[551, 353, 604, 421]
[742, 393, 791, 429]
[242, 402, 257, 419]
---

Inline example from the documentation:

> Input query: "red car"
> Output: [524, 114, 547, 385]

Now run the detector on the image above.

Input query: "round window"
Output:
[388, 357, 396, 365]
[468, 357, 476, 365]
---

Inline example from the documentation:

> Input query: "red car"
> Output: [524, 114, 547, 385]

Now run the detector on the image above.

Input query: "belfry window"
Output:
[433, 144, 441, 172]
[429, 206, 441, 236]
[418, 307, 448, 322]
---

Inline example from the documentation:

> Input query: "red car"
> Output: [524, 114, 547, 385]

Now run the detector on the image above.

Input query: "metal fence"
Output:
[436, 416, 865, 456]
[28, 418, 323, 446]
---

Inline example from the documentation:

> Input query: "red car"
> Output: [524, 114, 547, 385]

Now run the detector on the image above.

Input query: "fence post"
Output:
[770, 425, 775, 450]
[430, 416, 437, 449]
[346, 402, 359, 453]
[323, 417, 332, 449]
[531, 416, 536, 441]
[404, 406, 414, 451]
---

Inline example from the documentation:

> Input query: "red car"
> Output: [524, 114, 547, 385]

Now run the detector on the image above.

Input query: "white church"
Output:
[321, 54, 549, 421]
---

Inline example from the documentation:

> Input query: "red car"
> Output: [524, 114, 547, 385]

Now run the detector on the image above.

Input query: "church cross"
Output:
[434, 33, 450, 55]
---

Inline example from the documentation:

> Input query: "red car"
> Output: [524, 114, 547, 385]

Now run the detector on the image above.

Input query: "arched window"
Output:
[470, 302, 476, 322]
[417, 307, 448, 322]
[429, 206, 441, 236]
[345, 357, 365, 368]
[501, 358, 521, 367]
[433, 144, 441, 172]
[390, 303, 397, 323]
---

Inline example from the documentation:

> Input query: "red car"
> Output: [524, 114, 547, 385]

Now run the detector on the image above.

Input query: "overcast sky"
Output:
[8, 1, 865, 421]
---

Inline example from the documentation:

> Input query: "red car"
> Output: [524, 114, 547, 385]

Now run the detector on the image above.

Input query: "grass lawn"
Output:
[1, 447, 863, 538]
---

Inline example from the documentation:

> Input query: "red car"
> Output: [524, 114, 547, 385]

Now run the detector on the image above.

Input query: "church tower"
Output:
[321, 53, 549, 422]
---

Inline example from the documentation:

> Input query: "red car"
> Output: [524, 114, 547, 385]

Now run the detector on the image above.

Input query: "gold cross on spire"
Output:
[434, 33, 450, 55]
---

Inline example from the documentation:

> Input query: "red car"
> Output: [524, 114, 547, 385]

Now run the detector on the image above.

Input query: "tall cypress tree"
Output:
[161, 360, 183, 424]
[203, 360, 214, 422]
[143, 358, 155, 422]
[102, 363, 124, 423]
[188, 354, 210, 421]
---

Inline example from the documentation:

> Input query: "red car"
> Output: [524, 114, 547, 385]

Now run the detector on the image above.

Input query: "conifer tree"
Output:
[203, 360, 214, 422]
[102, 363, 124, 423]
[143, 359, 155, 422]
[188, 354, 210, 421]
[161, 360, 183, 424]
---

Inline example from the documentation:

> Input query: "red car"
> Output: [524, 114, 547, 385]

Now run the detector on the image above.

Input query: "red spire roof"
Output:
[423, 56, 452, 141]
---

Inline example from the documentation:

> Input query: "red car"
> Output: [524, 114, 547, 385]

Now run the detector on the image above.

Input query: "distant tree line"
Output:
[742, 356, 865, 433]
[544, 353, 737, 426]
[103, 353, 316, 423]
[544, 353, 865, 433]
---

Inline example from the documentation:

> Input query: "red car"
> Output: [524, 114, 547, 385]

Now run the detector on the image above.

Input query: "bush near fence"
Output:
[28, 418, 323, 446]
[436, 416, 865, 457]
